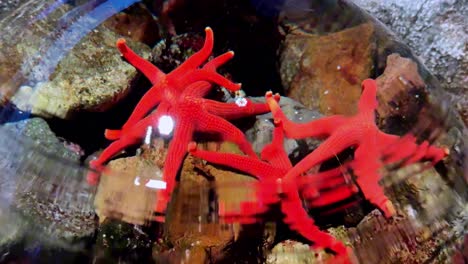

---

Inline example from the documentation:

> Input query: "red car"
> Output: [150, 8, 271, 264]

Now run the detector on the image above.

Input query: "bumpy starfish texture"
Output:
[266, 79, 449, 218]
[188, 118, 354, 260]
[88, 28, 272, 216]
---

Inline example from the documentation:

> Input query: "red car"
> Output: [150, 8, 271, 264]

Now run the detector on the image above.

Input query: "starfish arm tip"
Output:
[273, 118, 282, 126]
[205, 26, 212, 32]
[444, 147, 450, 155]
[104, 129, 122, 140]
[274, 93, 281, 102]
[228, 50, 234, 56]
[265, 91, 273, 98]
[116, 38, 127, 50]
[187, 141, 197, 152]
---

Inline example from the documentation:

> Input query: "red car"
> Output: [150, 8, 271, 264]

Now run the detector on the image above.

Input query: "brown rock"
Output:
[281, 23, 375, 115]
[103, 3, 160, 46]
[375, 53, 427, 131]
[28, 27, 150, 119]
[0, 2, 151, 119]
[94, 145, 165, 225]
[165, 142, 265, 262]
[344, 210, 452, 264]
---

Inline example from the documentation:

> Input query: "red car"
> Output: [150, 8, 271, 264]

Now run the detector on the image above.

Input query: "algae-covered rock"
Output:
[94, 218, 154, 264]
[375, 54, 427, 132]
[266, 240, 327, 264]
[94, 155, 160, 225]
[354, 0, 468, 125]
[280, 22, 375, 115]
[103, 3, 160, 46]
[28, 26, 150, 119]
[0, 1, 151, 120]
[0, 117, 81, 161]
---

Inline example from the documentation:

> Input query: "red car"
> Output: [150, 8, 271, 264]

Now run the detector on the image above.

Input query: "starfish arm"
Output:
[202, 51, 234, 71]
[425, 144, 449, 165]
[382, 135, 421, 164]
[353, 141, 395, 218]
[265, 92, 346, 138]
[299, 166, 350, 191]
[188, 142, 275, 180]
[119, 85, 167, 134]
[378, 132, 448, 165]
[195, 112, 257, 158]
[87, 135, 142, 185]
[284, 130, 356, 183]
[171, 27, 214, 77]
[202, 99, 270, 120]
[179, 52, 236, 98]
[402, 141, 430, 165]
[180, 69, 241, 92]
[89, 109, 169, 184]
[306, 184, 359, 207]
[376, 131, 400, 150]
[105, 101, 169, 140]
[260, 119, 292, 170]
[357, 78, 378, 112]
[155, 121, 195, 214]
[281, 183, 349, 257]
[116, 39, 165, 84]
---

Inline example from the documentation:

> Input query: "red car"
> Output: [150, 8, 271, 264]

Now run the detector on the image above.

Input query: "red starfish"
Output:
[188, 118, 354, 260]
[88, 28, 272, 217]
[104, 27, 241, 140]
[266, 79, 449, 218]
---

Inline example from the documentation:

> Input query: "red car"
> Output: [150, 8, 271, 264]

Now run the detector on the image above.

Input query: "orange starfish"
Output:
[266, 79, 449, 218]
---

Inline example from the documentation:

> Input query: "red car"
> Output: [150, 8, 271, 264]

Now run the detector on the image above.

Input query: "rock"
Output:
[266, 240, 327, 264]
[0, 118, 81, 161]
[94, 138, 168, 225]
[165, 142, 265, 263]
[103, 3, 160, 46]
[94, 155, 161, 225]
[150, 32, 207, 73]
[0, 117, 82, 205]
[93, 218, 154, 264]
[14, 190, 97, 243]
[382, 164, 458, 223]
[0, 0, 70, 99]
[0, 1, 151, 120]
[342, 209, 454, 263]
[0, 205, 28, 254]
[353, 0, 468, 125]
[374, 53, 428, 133]
[451, 233, 468, 264]
[28, 26, 151, 119]
[0, 0, 28, 20]
[280, 22, 375, 115]
[0, 118, 96, 246]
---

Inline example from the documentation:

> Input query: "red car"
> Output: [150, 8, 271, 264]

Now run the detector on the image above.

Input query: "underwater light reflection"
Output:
[158, 115, 174, 136]
[134, 177, 167, 190]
